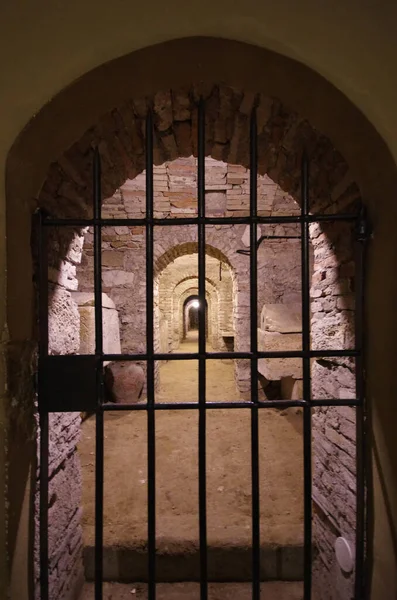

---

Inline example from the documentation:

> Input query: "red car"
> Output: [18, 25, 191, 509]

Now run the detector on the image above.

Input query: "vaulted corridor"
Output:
[79, 332, 303, 587]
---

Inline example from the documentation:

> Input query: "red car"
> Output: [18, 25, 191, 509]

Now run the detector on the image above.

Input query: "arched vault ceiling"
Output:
[2, 5, 397, 163]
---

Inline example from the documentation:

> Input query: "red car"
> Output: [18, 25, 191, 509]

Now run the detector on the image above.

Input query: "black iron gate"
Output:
[36, 101, 369, 600]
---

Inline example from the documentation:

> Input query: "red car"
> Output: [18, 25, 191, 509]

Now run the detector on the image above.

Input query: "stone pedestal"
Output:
[71, 292, 121, 362]
[258, 303, 303, 401]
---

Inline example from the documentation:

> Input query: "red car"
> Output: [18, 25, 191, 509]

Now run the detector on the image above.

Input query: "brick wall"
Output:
[35, 228, 85, 600]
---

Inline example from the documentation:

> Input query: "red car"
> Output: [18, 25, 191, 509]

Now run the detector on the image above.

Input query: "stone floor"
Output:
[80, 581, 304, 600]
[79, 332, 304, 581]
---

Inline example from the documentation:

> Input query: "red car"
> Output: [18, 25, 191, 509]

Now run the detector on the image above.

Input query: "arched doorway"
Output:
[33, 98, 361, 599]
[5, 39, 384, 600]
[183, 295, 207, 338]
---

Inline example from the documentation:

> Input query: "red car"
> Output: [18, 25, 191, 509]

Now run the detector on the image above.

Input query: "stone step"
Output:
[83, 543, 303, 582]
[80, 581, 303, 599]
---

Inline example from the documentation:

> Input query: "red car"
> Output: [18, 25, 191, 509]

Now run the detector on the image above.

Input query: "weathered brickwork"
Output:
[34, 228, 85, 600]
[157, 254, 233, 351]
[76, 158, 302, 391]
[36, 85, 361, 599]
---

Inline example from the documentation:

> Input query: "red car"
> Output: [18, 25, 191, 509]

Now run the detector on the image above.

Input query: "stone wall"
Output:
[71, 292, 122, 360]
[77, 157, 302, 391]
[310, 220, 357, 599]
[35, 228, 86, 600]
[157, 254, 233, 351]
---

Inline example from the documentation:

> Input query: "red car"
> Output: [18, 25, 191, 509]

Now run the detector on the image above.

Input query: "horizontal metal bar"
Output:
[84, 348, 361, 362]
[311, 398, 361, 407]
[42, 212, 358, 228]
[102, 401, 304, 411]
[101, 352, 252, 361]
[100, 398, 361, 411]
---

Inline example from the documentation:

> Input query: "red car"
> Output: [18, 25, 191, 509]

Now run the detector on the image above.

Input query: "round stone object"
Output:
[104, 362, 145, 404]
[334, 537, 354, 573]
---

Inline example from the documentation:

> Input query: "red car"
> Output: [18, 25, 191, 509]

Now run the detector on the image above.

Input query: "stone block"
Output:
[102, 250, 124, 268]
[291, 379, 303, 400]
[102, 270, 135, 287]
[241, 224, 262, 248]
[72, 293, 121, 364]
[258, 329, 302, 380]
[49, 287, 80, 355]
[206, 191, 226, 214]
[160, 319, 169, 354]
[48, 260, 78, 291]
[280, 376, 303, 400]
[261, 303, 302, 333]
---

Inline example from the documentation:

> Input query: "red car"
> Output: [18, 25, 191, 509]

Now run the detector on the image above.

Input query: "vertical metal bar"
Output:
[146, 110, 156, 600]
[198, 98, 208, 600]
[37, 210, 49, 600]
[354, 205, 368, 599]
[301, 152, 312, 600]
[93, 148, 104, 600]
[249, 109, 260, 600]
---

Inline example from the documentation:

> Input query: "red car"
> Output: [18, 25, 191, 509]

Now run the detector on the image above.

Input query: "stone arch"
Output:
[5, 38, 397, 600]
[34, 132, 357, 598]
[171, 271, 233, 349]
[175, 280, 220, 348]
[38, 86, 358, 393]
[35, 84, 360, 221]
[154, 241, 235, 278]
[168, 273, 228, 292]
[5, 56, 373, 600]
[160, 274, 218, 351]
[155, 243, 236, 355]
[181, 291, 210, 341]
[156, 244, 234, 348]
[183, 295, 201, 336]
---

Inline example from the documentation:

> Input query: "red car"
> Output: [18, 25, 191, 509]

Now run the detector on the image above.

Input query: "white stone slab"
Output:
[71, 291, 116, 310]
[72, 293, 121, 362]
[241, 225, 262, 248]
[261, 303, 302, 333]
[258, 329, 302, 380]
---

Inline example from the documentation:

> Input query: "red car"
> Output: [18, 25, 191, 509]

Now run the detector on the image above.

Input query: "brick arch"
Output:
[175, 280, 218, 298]
[178, 286, 218, 346]
[170, 274, 230, 295]
[37, 83, 361, 220]
[154, 241, 235, 277]
[160, 270, 222, 351]
[172, 273, 234, 350]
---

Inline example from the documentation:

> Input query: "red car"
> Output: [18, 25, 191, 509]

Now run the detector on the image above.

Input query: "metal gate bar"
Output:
[37, 209, 49, 600]
[90, 348, 361, 361]
[93, 147, 105, 600]
[145, 108, 157, 600]
[300, 153, 312, 598]
[354, 207, 369, 600]
[43, 212, 358, 228]
[36, 99, 369, 600]
[197, 99, 209, 599]
[249, 109, 260, 600]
